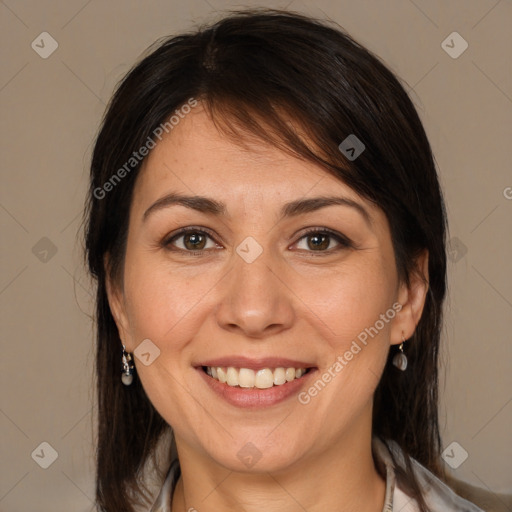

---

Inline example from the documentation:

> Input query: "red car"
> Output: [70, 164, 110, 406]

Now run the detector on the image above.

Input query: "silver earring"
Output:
[121, 345, 134, 385]
[392, 334, 408, 371]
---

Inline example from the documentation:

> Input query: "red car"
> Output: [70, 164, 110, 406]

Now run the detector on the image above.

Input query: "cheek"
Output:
[298, 263, 395, 431]
[120, 256, 210, 424]
[122, 251, 214, 344]
[294, 254, 397, 351]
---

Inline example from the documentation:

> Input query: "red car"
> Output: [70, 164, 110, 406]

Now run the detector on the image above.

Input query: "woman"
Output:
[84, 9, 486, 512]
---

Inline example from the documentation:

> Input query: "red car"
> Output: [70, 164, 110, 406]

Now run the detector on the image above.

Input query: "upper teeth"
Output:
[205, 366, 307, 388]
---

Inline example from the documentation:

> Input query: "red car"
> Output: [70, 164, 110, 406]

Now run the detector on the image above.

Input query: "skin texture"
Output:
[106, 105, 429, 512]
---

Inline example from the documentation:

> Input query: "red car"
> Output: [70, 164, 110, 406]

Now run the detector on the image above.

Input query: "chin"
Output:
[200, 431, 309, 474]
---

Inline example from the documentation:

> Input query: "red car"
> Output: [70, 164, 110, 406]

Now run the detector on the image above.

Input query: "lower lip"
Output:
[196, 367, 316, 408]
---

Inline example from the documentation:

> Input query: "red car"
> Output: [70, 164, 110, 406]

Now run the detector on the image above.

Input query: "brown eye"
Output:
[164, 228, 220, 253]
[294, 228, 352, 253]
[306, 233, 331, 251]
[182, 232, 207, 250]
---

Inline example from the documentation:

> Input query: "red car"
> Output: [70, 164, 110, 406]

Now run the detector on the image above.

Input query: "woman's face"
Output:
[107, 105, 426, 472]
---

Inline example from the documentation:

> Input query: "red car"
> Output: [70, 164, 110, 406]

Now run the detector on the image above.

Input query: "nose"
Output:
[214, 248, 295, 339]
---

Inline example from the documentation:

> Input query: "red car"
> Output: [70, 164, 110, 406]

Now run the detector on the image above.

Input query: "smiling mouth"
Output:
[201, 366, 313, 389]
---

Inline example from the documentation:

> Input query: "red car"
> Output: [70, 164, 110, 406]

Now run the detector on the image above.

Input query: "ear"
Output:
[104, 253, 132, 351]
[390, 250, 429, 345]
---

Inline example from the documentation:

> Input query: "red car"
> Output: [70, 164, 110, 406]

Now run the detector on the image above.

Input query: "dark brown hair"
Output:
[83, 9, 447, 511]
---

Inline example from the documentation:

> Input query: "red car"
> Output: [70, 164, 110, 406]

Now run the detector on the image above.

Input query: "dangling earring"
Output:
[392, 333, 408, 371]
[121, 345, 135, 385]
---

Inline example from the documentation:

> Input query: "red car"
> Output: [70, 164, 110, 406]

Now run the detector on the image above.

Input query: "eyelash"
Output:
[161, 226, 353, 256]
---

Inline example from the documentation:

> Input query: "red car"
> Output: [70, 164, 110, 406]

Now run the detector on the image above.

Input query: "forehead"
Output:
[133, 106, 368, 212]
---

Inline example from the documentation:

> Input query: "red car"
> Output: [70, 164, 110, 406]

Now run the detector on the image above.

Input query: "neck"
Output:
[171, 414, 386, 512]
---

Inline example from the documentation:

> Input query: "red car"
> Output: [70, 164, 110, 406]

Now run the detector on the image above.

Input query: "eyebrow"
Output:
[142, 192, 372, 227]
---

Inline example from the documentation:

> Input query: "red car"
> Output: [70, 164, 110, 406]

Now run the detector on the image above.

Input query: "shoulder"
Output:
[444, 474, 512, 512]
[373, 437, 491, 512]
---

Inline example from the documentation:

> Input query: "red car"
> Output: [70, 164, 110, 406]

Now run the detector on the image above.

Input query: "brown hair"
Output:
[83, 9, 447, 511]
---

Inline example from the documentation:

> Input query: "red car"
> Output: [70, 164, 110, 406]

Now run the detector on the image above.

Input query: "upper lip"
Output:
[196, 356, 316, 370]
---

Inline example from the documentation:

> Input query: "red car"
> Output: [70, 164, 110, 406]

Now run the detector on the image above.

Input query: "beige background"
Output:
[1, 0, 511, 510]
